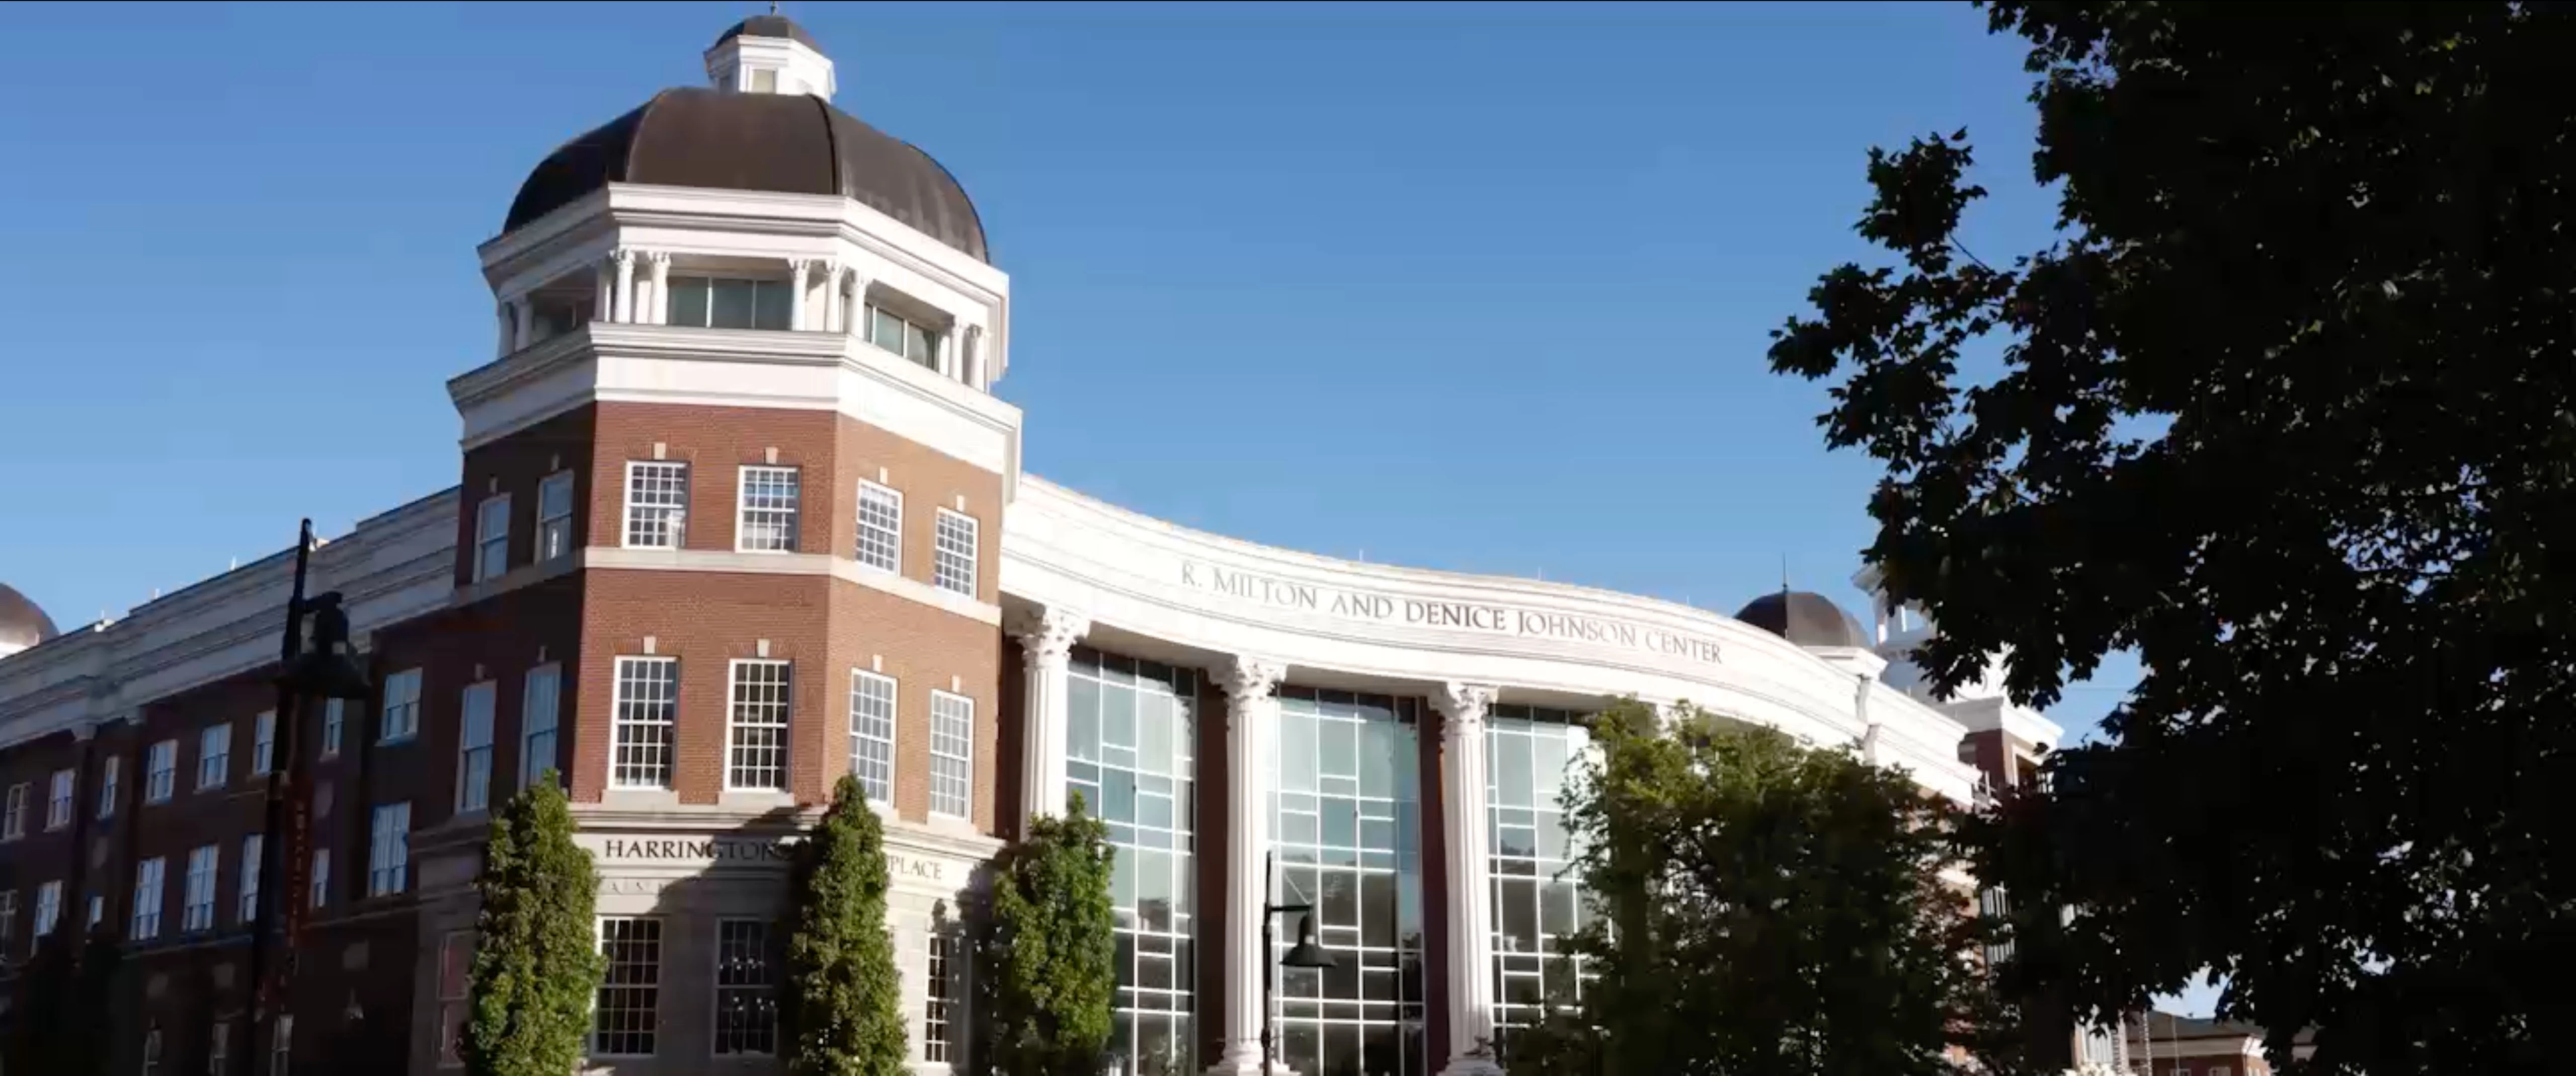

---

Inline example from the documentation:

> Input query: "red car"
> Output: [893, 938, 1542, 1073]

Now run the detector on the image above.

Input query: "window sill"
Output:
[378, 735, 417, 747]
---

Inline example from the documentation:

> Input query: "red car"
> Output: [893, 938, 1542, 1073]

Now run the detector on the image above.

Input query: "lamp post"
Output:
[1261, 851, 1338, 1076]
[247, 519, 373, 1074]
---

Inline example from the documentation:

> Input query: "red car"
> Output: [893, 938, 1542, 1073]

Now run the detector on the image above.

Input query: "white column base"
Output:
[1202, 1044, 1296, 1076]
[1437, 1057, 1506, 1076]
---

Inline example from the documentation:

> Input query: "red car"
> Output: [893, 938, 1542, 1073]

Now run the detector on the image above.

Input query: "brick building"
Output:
[0, 16, 2064, 1076]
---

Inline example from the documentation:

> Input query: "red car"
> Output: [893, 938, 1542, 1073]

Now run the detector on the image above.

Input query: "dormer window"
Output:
[864, 303, 941, 369]
[670, 275, 793, 331]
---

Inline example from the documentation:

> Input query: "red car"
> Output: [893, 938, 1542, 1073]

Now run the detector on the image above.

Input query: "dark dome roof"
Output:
[1734, 590, 1870, 649]
[714, 15, 822, 51]
[504, 88, 989, 262]
[0, 583, 59, 652]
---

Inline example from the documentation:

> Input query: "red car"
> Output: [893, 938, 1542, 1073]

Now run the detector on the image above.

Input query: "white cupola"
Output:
[704, 14, 838, 102]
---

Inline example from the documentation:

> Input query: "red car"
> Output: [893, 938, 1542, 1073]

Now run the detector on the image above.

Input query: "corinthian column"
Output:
[1436, 682, 1503, 1076]
[1006, 604, 1089, 827]
[610, 249, 636, 324]
[643, 250, 671, 325]
[1208, 656, 1286, 1076]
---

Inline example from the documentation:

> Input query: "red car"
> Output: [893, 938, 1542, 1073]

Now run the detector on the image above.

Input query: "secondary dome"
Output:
[713, 14, 822, 52]
[502, 88, 989, 262]
[0, 582, 58, 655]
[1734, 590, 1870, 650]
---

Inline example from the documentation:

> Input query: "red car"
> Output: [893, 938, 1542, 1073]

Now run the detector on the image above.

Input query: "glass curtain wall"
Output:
[1272, 687, 1428, 1076]
[1485, 704, 1591, 1036]
[1066, 647, 1199, 1075]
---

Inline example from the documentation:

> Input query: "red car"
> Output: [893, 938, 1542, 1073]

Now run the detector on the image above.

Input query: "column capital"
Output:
[1005, 604, 1090, 664]
[1434, 682, 1498, 728]
[1220, 656, 1285, 703]
[641, 249, 671, 267]
[610, 247, 639, 267]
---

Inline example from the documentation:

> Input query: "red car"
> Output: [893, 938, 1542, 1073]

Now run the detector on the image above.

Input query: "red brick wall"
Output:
[457, 405, 598, 587]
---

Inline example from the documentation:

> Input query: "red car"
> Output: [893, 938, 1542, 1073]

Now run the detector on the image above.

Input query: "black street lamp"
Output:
[246, 519, 372, 1074]
[1261, 851, 1338, 1076]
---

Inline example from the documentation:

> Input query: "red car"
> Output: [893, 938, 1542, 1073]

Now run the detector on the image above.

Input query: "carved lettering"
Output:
[1178, 560, 1721, 664]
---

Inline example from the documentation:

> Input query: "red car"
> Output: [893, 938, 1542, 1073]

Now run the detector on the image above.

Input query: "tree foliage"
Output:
[1505, 701, 2004, 1076]
[985, 795, 1117, 1076]
[786, 775, 910, 1076]
[7, 933, 122, 1076]
[1768, 5, 2576, 1072]
[462, 772, 605, 1076]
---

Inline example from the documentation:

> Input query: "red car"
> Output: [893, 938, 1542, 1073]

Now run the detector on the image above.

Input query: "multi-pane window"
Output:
[714, 919, 779, 1055]
[271, 1016, 292, 1076]
[925, 932, 956, 1063]
[131, 857, 166, 939]
[237, 834, 263, 923]
[933, 509, 978, 597]
[594, 917, 664, 1057]
[381, 668, 424, 743]
[310, 849, 331, 909]
[855, 481, 902, 572]
[1271, 687, 1428, 1076]
[182, 844, 219, 932]
[87, 893, 103, 929]
[1066, 648, 1200, 1071]
[612, 657, 680, 789]
[863, 302, 941, 368]
[145, 740, 177, 803]
[929, 691, 975, 818]
[0, 891, 14, 952]
[46, 768, 72, 829]
[438, 931, 475, 1067]
[321, 699, 345, 757]
[727, 661, 792, 791]
[2, 783, 25, 839]
[474, 494, 511, 582]
[368, 802, 411, 896]
[34, 880, 61, 944]
[522, 664, 562, 789]
[735, 466, 800, 553]
[208, 1022, 230, 1076]
[458, 681, 497, 812]
[142, 1028, 162, 1076]
[251, 710, 275, 776]
[1486, 705, 1593, 1033]
[99, 755, 120, 817]
[198, 724, 232, 790]
[668, 275, 793, 331]
[623, 462, 690, 549]
[848, 670, 897, 803]
[538, 471, 577, 563]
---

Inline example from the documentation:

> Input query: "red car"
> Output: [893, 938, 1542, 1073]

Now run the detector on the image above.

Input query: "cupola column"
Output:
[787, 258, 815, 331]
[846, 273, 870, 338]
[1435, 683, 1505, 1076]
[1005, 605, 1088, 827]
[611, 249, 637, 324]
[935, 326, 960, 378]
[643, 251, 671, 326]
[819, 260, 845, 335]
[511, 300, 535, 352]
[1210, 656, 1289, 1076]
[594, 259, 616, 322]
[963, 325, 987, 388]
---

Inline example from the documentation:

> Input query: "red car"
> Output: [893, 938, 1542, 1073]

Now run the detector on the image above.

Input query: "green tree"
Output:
[785, 775, 909, 1076]
[1505, 701, 2004, 1076]
[985, 795, 1116, 1076]
[461, 772, 605, 1076]
[1767, 6, 2576, 1072]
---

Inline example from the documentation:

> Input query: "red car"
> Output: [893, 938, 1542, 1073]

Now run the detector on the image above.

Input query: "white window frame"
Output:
[87, 893, 104, 930]
[46, 768, 73, 830]
[2, 783, 25, 840]
[131, 857, 165, 939]
[929, 690, 975, 819]
[848, 669, 897, 804]
[368, 802, 411, 896]
[145, 740, 177, 803]
[474, 493, 511, 583]
[612, 657, 680, 790]
[208, 1021, 230, 1076]
[237, 834, 263, 924]
[143, 1027, 163, 1076]
[924, 931, 956, 1062]
[33, 879, 60, 946]
[734, 465, 801, 553]
[380, 668, 424, 743]
[855, 481, 902, 573]
[725, 659, 792, 792]
[711, 918, 780, 1056]
[862, 301, 943, 368]
[321, 699, 345, 758]
[457, 681, 497, 813]
[99, 754, 120, 818]
[537, 470, 577, 564]
[182, 843, 219, 932]
[593, 916, 665, 1057]
[310, 848, 331, 909]
[251, 710, 275, 776]
[0, 890, 14, 953]
[622, 460, 691, 550]
[270, 1015, 292, 1076]
[438, 930, 475, 1067]
[933, 508, 978, 597]
[522, 663, 562, 790]
[198, 724, 232, 791]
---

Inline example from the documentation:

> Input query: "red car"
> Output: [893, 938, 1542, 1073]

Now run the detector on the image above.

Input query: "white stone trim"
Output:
[579, 547, 1002, 627]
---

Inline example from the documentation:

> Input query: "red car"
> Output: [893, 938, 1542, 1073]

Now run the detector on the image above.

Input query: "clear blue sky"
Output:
[1, 0, 2158, 855]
